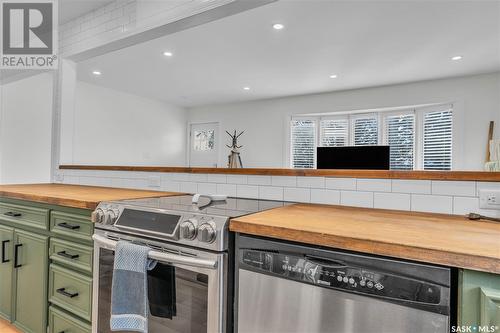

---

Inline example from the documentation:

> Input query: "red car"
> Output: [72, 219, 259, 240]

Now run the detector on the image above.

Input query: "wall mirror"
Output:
[59, 0, 500, 172]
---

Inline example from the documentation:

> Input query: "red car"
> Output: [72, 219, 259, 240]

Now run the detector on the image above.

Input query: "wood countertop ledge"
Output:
[230, 204, 500, 274]
[0, 183, 181, 210]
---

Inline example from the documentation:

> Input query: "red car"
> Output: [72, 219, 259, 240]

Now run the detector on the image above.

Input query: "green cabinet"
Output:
[0, 225, 14, 320]
[459, 269, 500, 329]
[13, 230, 48, 333]
[0, 198, 93, 333]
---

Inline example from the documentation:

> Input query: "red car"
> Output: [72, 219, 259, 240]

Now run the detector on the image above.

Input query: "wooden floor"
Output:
[0, 319, 22, 333]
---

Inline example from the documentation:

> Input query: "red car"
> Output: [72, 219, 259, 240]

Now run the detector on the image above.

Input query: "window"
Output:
[352, 115, 379, 146]
[291, 119, 316, 168]
[384, 113, 415, 170]
[290, 105, 453, 170]
[193, 129, 215, 151]
[320, 119, 348, 147]
[423, 109, 453, 170]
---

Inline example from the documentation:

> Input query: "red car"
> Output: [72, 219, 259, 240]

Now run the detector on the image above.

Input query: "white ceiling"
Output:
[77, 0, 500, 108]
[59, 0, 114, 24]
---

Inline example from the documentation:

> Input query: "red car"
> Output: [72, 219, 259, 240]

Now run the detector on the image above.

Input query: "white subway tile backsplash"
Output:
[206, 174, 227, 183]
[190, 173, 208, 182]
[226, 174, 248, 184]
[59, 169, 489, 216]
[325, 178, 357, 190]
[411, 194, 453, 214]
[374, 193, 411, 211]
[310, 189, 340, 205]
[179, 182, 198, 194]
[453, 197, 479, 215]
[272, 176, 297, 187]
[237, 185, 259, 199]
[284, 188, 310, 203]
[476, 181, 500, 196]
[248, 175, 272, 186]
[111, 178, 146, 189]
[392, 180, 431, 194]
[297, 177, 325, 188]
[197, 183, 217, 194]
[357, 179, 391, 192]
[432, 181, 476, 197]
[259, 186, 284, 200]
[216, 184, 237, 197]
[453, 196, 500, 218]
[340, 191, 373, 208]
[161, 180, 181, 192]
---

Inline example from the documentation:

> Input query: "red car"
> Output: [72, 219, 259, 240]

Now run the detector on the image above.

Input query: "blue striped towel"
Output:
[110, 241, 157, 333]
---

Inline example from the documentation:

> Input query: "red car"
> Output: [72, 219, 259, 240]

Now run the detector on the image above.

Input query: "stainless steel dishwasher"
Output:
[235, 235, 452, 333]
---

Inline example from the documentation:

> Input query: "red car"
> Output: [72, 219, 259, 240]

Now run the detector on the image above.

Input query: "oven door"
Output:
[92, 231, 227, 333]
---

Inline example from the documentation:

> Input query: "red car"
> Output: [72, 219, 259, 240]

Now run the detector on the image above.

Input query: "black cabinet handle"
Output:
[1, 240, 9, 263]
[57, 222, 80, 230]
[14, 244, 22, 268]
[57, 250, 79, 260]
[56, 287, 79, 298]
[4, 211, 22, 218]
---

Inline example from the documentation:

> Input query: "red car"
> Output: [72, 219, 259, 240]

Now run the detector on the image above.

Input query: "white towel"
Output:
[490, 139, 500, 161]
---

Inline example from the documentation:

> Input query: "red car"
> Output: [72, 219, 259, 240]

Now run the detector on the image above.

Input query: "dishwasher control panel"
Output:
[240, 249, 442, 305]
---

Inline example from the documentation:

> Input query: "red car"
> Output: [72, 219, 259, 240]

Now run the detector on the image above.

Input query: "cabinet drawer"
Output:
[50, 211, 93, 242]
[49, 306, 91, 333]
[0, 203, 49, 230]
[49, 264, 92, 321]
[50, 238, 93, 274]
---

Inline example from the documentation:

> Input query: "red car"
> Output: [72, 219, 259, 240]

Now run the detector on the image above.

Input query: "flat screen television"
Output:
[317, 146, 390, 170]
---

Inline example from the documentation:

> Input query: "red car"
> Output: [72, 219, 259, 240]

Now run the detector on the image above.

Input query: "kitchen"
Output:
[0, 0, 499, 333]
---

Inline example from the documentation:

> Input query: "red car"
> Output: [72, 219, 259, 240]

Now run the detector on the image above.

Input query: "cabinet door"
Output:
[459, 269, 500, 328]
[13, 229, 48, 333]
[0, 225, 13, 320]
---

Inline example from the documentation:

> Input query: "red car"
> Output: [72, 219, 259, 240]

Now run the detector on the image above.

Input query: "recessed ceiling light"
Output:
[451, 55, 462, 61]
[329, 74, 338, 79]
[243, 87, 251, 91]
[272, 23, 284, 30]
[92, 70, 101, 76]
[163, 51, 173, 57]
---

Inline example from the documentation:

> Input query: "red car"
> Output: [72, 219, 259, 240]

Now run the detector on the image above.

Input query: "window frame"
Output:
[289, 104, 455, 170]
[289, 116, 318, 169]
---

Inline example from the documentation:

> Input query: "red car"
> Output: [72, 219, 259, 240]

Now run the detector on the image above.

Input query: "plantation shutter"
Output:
[353, 116, 379, 146]
[320, 118, 348, 146]
[291, 119, 316, 168]
[422, 108, 453, 170]
[385, 113, 415, 170]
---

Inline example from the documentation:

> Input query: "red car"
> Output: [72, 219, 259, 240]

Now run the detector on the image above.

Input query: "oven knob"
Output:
[180, 219, 197, 240]
[197, 223, 216, 243]
[91, 208, 105, 223]
[104, 209, 119, 225]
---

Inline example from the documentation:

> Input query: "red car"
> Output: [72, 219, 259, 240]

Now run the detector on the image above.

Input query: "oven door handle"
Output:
[92, 234, 218, 269]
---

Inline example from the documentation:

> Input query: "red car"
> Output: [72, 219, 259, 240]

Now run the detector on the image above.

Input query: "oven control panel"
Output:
[92, 202, 229, 251]
[240, 250, 441, 305]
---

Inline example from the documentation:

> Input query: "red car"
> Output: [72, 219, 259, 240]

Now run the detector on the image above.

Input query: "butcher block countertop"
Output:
[230, 203, 500, 274]
[0, 183, 181, 210]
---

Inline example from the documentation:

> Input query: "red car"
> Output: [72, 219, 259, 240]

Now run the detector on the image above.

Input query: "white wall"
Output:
[71, 81, 187, 166]
[188, 72, 500, 170]
[0, 73, 53, 184]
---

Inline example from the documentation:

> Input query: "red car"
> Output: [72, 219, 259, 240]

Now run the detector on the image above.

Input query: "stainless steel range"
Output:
[90, 194, 288, 333]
